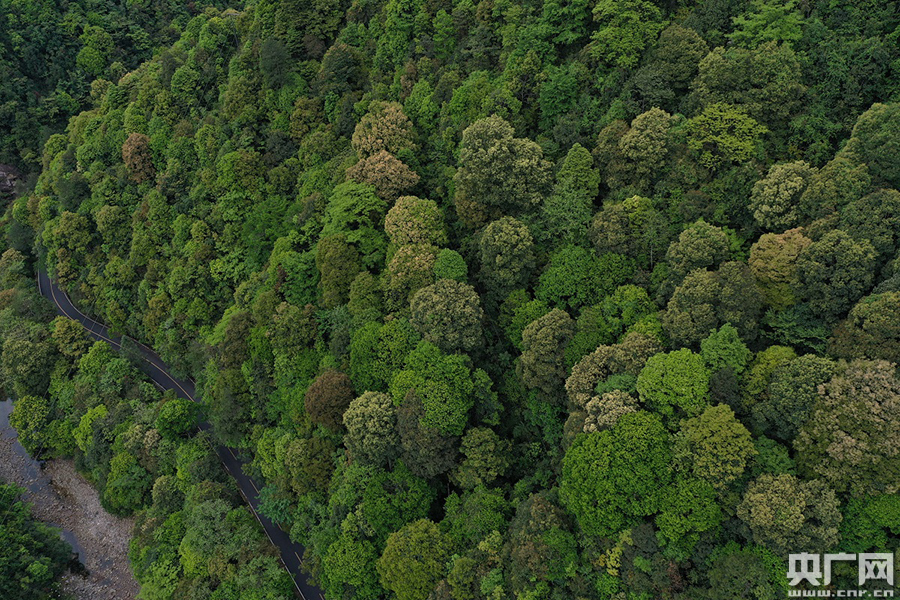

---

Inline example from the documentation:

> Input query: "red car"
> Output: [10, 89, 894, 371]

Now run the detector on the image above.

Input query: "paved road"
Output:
[37, 271, 324, 600]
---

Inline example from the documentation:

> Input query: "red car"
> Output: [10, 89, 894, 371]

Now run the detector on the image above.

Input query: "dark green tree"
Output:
[831, 292, 900, 363]
[750, 355, 835, 441]
[843, 102, 900, 189]
[305, 369, 356, 431]
[792, 230, 877, 321]
[518, 309, 575, 399]
[479, 217, 535, 301]
[663, 262, 763, 347]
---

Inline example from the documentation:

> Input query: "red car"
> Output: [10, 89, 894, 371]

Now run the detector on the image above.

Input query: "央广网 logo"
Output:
[787, 553, 895, 597]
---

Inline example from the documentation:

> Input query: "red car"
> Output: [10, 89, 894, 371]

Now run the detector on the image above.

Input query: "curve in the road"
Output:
[37, 271, 324, 600]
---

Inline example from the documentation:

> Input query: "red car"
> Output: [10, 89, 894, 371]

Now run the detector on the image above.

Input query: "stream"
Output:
[0, 398, 140, 600]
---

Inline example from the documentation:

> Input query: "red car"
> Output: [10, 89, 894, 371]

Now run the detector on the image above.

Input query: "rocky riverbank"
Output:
[0, 399, 140, 600]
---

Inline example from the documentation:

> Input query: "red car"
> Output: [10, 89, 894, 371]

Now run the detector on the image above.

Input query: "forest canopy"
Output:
[2, 0, 900, 599]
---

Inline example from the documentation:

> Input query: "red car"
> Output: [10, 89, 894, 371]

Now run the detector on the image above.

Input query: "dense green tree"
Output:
[737, 474, 841, 555]
[316, 234, 362, 309]
[595, 285, 659, 344]
[536, 143, 598, 248]
[748, 161, 816, 231]
[270, 301, 319, 385]
[842, 102, 900, 188]
[305, 369, 356, 431]
[589, 195, 669, 270]
[321, 182, 388, 269]
[839, 494, 900, 553]
[590, 0, 666, 69]
[349, 318, 419, 394]
[656, 477, 722, 557]
[391, 341, 489, 436]
[565, 305, 614, 368]
[104, 451, 152, 514]
[273, 0, 347, 59]
[700, 324, 751, 376]
[536, 245, 634, 312]
[50, 316, 92, 359]
[685, 103, 768, 170]
[792, 230, 877, 321]
[348, 271, 383, 326]
[831, 292, 900, 363]
[396, 393, 459, 479]
[840, 188, 900, 264]
[605, 108, 675, 193]
[317, 42, 366, 95]
[322, 532, 383, 600]
[728, 0, 804, 48]
[442, 485, 511, 547]
[637, 349, 710, 422]
[664, 220, 731, 284]
[795, 360, 900, 496]
[479, 217, 535, 301]
[0, 249, 27, 288]
[799, 156, 872, 221]
[453, 116, 552, 228]
[673, 404, 756, 493]
[343, 392, 400, 467]
[663, 262, 763, 346]
[2, 333, 55, 398]
[750, 355, 835, 441]
[561, 411, 672, 537]
[410, 279, 484, 354]
[702, 543, 789, 600]
[748, 228, 811, 309]
[9, 395, 53, 455]
[432, 250, 468, 282]
[384, 244, 440, 311]
[646, 24, 708, 95]
[377, 519, 451, 600]
[518, 309, 575, 398]
[155, 396, 199, 439]
[741, 345, 797, 414]
[7, 1, 900, 596]
[259, 38, 292, 89]
[0, 484, 72, 600]
[360, 464, 435, 545]
[692, 42, 805, 135]
[286, 435, 338, 497]
[451, 427, 510, 490]
[501, 295, 551, 351]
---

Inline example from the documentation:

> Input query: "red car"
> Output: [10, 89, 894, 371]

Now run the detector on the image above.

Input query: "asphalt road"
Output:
[37, 270, 325, 600]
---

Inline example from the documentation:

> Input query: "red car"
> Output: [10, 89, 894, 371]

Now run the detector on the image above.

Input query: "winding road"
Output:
[37, 270, 325, 600]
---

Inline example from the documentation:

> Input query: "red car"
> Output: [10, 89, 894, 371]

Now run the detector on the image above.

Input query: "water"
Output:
[0, 398, 86, 565]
